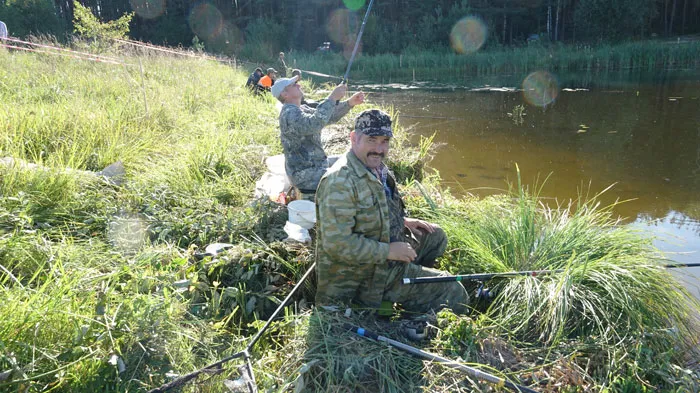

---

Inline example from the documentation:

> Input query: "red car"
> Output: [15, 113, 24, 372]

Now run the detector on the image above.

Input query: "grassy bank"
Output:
[289, 40, 700, 84]
[1, 42, 699, 393]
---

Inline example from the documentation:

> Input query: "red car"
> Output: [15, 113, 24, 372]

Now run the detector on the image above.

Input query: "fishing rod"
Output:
[403, 270, 563, 285]
[148, 262, 316, 393]
[342, 0, 376, 84]
[344, 324, 539, 393]
[404, 263, 700, 285]
[665, 263, 700, 268]
[401, 115, 465, 121]
[301, 69, 344, 80]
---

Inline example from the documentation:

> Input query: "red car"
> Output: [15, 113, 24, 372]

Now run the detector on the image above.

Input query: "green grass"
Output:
[409, 170, 700, 391]
[1, 40, 699, 393]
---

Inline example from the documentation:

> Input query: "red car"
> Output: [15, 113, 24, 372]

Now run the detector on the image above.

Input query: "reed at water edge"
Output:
[292, 39, 700, 84]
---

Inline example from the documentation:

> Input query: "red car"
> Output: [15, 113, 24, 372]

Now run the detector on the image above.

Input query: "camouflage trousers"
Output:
[295, 155, 341, 202]
[402, 225, 447, 268]
[354, 225, 469, 314]
[381, 261, 470, 314]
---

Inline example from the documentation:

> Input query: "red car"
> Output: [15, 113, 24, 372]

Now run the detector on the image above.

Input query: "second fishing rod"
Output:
[403, 263, 700, 285]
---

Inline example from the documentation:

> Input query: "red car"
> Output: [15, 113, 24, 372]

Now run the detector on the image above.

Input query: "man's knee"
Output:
[415, 226, 447, 268]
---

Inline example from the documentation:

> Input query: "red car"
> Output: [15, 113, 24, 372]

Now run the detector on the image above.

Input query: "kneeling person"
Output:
[315, 109, 469, 313]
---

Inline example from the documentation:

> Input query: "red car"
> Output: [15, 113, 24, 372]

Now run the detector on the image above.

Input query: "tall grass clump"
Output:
[430, 169, 700, 388]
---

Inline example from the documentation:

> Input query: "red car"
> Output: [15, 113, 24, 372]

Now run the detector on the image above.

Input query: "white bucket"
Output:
[287, 200, 316, 229]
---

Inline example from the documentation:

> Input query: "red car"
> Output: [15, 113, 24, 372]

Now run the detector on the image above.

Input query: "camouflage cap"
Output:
[354, 109, 393, 137]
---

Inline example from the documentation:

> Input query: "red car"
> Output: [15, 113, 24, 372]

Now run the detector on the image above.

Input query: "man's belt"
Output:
[297, 189, 316, 194]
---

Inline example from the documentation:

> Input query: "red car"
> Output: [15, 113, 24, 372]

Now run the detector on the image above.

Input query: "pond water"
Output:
[366, 72, 700, 297]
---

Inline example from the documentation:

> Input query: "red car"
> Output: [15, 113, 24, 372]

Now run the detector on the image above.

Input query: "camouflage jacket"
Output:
[279, 100, 351, 191]
[315, 150, 404, 307]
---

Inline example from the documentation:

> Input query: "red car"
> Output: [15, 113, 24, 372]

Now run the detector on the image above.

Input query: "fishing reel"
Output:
[475, 282, 496, 301]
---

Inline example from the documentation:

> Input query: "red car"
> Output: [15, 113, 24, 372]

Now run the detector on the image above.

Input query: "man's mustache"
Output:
[368, 152, 385, 158]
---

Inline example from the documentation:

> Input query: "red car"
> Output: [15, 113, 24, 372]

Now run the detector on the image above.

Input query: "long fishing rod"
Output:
[344, 324, 539, 393]
[342, 0, 376, 84]
[403, 270, 563, 285]
[404, 263, 700, 285]
[148, 262, 316, 393]
[665, 263, 700, 268]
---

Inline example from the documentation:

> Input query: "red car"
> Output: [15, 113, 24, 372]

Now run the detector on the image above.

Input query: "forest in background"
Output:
[2, 0, 700, 61]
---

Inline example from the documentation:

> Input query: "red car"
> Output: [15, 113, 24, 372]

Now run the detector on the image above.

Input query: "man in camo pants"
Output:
[272, 76, 364, 201]
[314, 109, 469, 313]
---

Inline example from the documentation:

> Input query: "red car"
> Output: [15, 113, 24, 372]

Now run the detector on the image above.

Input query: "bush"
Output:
[72, 0, 132, 51]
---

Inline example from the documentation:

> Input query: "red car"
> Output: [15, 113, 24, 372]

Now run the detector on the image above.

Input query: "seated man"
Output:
[315, 109, 469, 314]
[271, 75, 364, 201]
[257, 68, 277, 91]
[245, 67, 264, 90]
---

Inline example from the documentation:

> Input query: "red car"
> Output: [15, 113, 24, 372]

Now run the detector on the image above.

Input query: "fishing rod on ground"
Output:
[665, 262, 700, 268]
[344, 324, 539, 393]
[147, 262, 317, 393]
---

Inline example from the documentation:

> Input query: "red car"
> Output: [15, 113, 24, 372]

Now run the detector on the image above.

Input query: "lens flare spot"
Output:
[108, 215, 148, 253]
[342, 37, 362, 60]
[206, 21, 244, 55]
[343, 0, 366, 11]
[327, 9, 357, 45]
[450, 16, 487, 54]
[522, 71, 560, 107]
[189, 3, 224, 42]
[129, 0, 165, 19]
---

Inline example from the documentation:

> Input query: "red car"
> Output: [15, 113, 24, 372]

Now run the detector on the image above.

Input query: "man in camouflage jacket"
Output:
[315, 109, 469, 313]
[272, 76, 365, 200]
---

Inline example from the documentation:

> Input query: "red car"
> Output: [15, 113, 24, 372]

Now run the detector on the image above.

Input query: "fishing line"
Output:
[112, 37, 214, 60]
[3, 36, 124, 63]
[1, 43, 130, 66]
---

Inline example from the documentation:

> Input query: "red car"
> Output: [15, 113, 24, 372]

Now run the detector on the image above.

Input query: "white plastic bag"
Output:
[283, 221, 311, 243]
[254, 172, 290, 199]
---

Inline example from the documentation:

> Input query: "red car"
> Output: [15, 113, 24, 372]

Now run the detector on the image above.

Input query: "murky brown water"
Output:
[368, 75, 700, 297]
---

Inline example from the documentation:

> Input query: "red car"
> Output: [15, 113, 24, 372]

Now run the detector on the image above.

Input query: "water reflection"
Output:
[631, 211, 700, 298]
[372, 75, 700, 273]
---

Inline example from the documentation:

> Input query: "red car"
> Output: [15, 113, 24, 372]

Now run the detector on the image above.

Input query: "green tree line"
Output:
[1, 0, 700, 57]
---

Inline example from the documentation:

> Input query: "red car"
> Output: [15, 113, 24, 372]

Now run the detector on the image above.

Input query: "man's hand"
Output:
[329, 84, 347, 102]
[404, 217, 436, 233]
[348, 91, 365, 107]
[388, 242, 416, 263]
